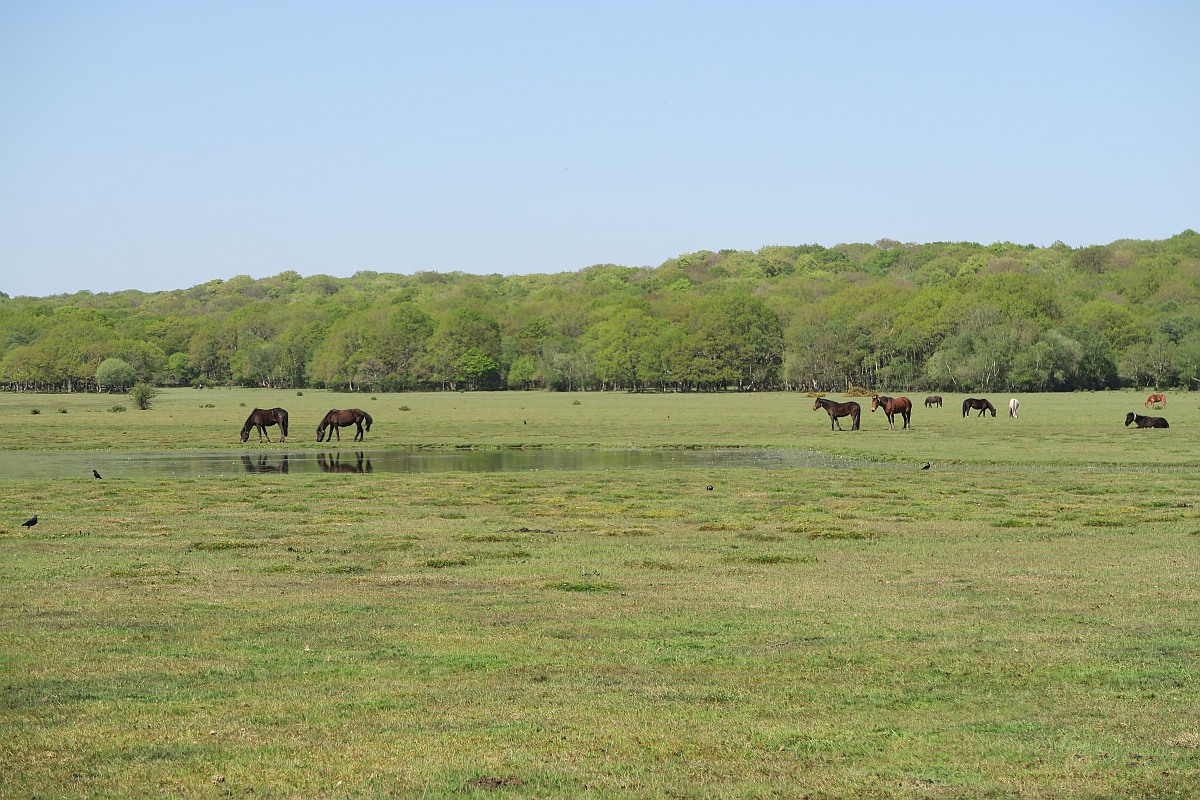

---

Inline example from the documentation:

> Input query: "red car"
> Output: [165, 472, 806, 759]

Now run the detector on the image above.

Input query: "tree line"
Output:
[2, 231, 1199, 394]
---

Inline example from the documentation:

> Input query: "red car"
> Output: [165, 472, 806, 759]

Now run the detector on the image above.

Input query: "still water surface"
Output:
[0, 448, 871, 480]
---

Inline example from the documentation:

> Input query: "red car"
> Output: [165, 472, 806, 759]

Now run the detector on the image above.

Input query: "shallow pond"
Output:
[0, 448, 875, 480]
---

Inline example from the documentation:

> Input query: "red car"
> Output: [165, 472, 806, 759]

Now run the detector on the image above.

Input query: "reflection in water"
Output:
[0, 448, 871, 480]
[317, 452, 373, 473]
[241, 454, 290, 474]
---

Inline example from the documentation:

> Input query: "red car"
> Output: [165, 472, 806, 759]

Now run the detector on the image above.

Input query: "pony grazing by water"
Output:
[317, 408, 373, 442]
[924, 395, 942, 408]
[813, 397, 860, 431]
[1145, 393, 1166, 408]
[871, 395, 912, 430]
[962, 398, 996, 418]
[240, 407, 289, 442]
[1009, 398, 1020, 418]
[1125, 412, 1168, 429]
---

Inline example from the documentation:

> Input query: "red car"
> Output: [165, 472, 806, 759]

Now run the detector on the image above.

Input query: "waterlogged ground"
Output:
[0, 447, 870, 480]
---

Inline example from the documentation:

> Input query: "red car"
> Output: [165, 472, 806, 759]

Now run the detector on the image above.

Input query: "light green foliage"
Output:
[94, 357, 136, 391]
[2, 232, 1200, 393]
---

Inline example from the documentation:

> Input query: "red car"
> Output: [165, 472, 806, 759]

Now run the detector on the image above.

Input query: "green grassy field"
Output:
[1, 390, 1198, 798]
[0, 387, 1195, 466]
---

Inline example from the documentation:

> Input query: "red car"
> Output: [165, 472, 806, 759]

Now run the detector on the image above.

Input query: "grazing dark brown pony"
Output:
[241, 407, 289, 442]
[813, 397, 860, 431]
[317, 408, 373, 442]
[1125, 412, 1168, 429]
[871, 395, 912, 430]
[1145, 393, 1166, 408]
[924, 395, 942, 408]
[962, 398, 996, 418]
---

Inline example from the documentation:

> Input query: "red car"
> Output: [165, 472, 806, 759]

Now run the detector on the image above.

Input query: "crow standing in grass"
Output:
[93, 469, 102, 479]
[22, 515, 38, 527]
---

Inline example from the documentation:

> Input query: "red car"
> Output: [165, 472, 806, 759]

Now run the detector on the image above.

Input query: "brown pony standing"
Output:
[1145, 393, 1166, 408]
[871, 395, 912, 430]
[813, 397, 860, 431]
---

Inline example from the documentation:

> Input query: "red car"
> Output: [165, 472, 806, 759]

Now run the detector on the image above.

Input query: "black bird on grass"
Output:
[93, 469, 102, 479]
[22, 514, 38, 528]
[920, 462, 931, 470]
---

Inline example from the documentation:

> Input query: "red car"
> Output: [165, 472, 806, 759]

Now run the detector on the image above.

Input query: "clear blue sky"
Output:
[2, 1, 1197, 297]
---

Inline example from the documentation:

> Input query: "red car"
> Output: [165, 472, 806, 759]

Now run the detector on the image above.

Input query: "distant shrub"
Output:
[128, 383, 158, 410]
[58, 408, 68, 414]
[296, 391, 303, 396]
[108, 405, 126, 413]
[399, 405, 411, 411]
[29, 408, 40, 415]
[572, 400, 582, 406]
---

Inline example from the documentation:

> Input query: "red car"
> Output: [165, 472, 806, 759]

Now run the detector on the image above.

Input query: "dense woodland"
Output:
[2, 232, 1199, 394]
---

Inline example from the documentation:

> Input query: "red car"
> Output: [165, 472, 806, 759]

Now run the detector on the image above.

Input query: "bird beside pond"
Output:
[22, 514, 38, 527]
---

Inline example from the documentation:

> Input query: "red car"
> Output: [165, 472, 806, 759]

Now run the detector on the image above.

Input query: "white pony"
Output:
[1009, 398, 1020, 419]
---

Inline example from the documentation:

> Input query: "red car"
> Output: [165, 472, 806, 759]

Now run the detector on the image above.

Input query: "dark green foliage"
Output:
[1, 233, 1198, 393]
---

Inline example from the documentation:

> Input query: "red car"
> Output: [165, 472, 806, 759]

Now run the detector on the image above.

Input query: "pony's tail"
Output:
[364, 412, 373, 431]
[280, 411, 289, 437]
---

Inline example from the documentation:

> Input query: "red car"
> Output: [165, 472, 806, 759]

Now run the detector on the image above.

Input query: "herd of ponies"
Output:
[238, 393, 1171, 444]
[811, 393, 1169, 431]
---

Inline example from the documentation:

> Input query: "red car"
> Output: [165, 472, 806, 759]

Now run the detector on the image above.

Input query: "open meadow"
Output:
[1, 389, 1198, 798]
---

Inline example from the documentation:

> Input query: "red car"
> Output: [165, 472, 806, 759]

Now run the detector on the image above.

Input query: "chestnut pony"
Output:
[871, 395, 912, 430]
